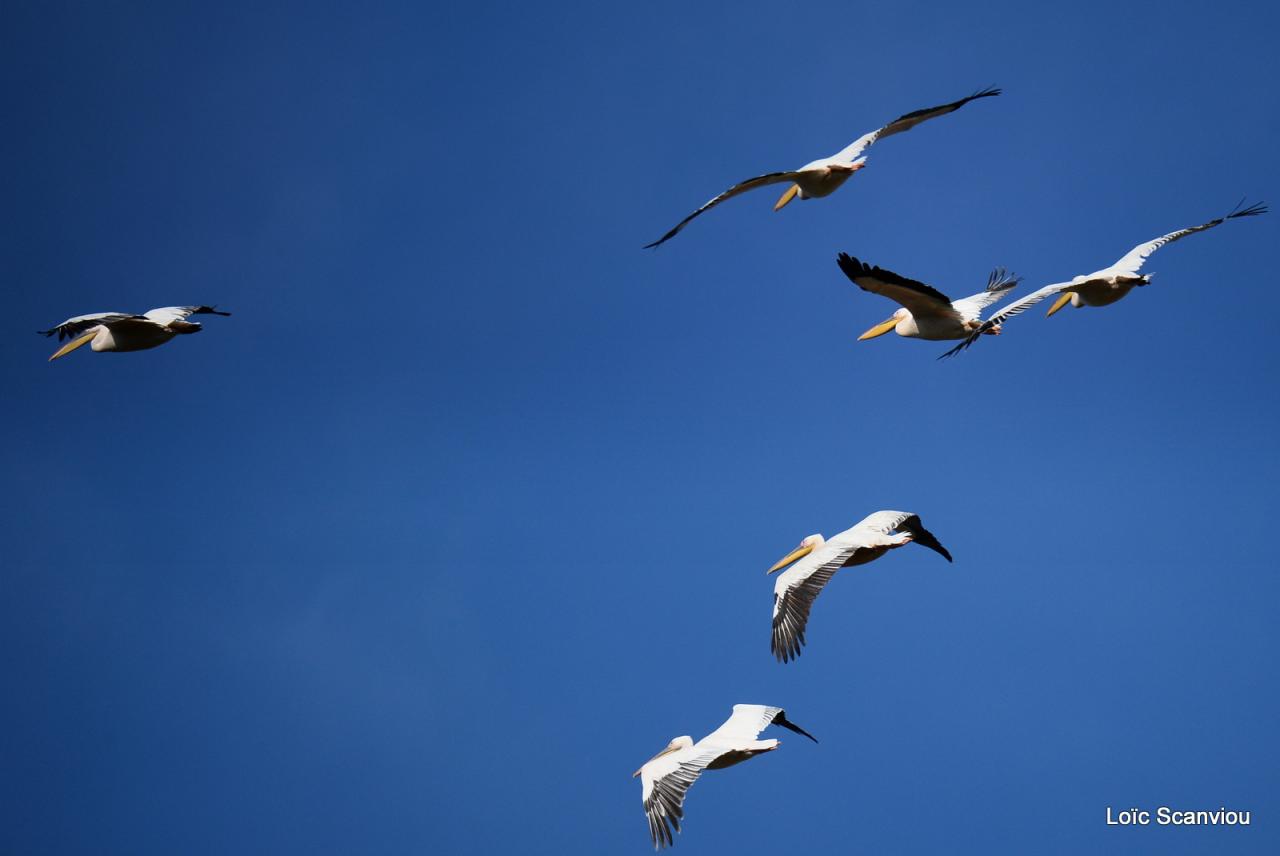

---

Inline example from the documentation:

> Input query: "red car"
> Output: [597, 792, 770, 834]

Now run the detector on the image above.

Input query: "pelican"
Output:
[39, 306, 231, 361]
[768, 511, 952, 663]
[634, 704, 817, 849]
[940, 201, 1268, 357]
[837, 253, 1019, 341]
[644, 87, 1000, 248]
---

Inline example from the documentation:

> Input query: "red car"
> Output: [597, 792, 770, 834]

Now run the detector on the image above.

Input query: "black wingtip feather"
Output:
[1228, 199, 1267, 219]
[986, 268, 1021, 292]
[773, 710, 819, 743]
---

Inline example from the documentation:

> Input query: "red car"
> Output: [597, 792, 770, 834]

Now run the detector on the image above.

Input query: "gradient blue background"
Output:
[3, 1, 1278, 853]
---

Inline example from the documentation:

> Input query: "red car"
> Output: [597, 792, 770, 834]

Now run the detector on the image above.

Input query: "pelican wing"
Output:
[937, 280, 1074, 358]
[831, 86, 1001, 164]
[700, 704, 785, 745]
[37, 312, 140, 341]
[1107, 201, 1267, 277]
[836, 253, 957, 320]
[644, 171, 806, 249]
[143, 305, 232, 325]
[702, 703, 819, 745]
[640, 744, 723, 849]
[771, 538, 866, 663]
[948, 268, 1021, 321]
[854, 510, 952, 562]
[641, 704, 816, 847]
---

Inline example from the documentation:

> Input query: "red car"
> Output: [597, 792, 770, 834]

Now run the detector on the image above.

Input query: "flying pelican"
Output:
[39, 306, 231, 361]
[837, 253, 1019, 342]
[634, 704, 817, 849]
[940, 200, 1268, 357]
[768, 511, 952, 663]
[644, 87, 1000, 248]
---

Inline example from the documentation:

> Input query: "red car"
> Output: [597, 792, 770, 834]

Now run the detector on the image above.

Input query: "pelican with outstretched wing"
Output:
[768, 511, 952, 663]
[634, 703, 817, 849]
[837, 253, 1019, 341]
[940, 201, 1267, 358]
[39, 306, 231, 361]
[644, 87, 1000, 248]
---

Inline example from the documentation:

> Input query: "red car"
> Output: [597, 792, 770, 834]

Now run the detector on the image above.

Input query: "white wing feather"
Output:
[771, 536, 867, 663]
[38, 312, 139, 340]
[831, 86, 1001, 164]
[700, 704, 784, 745]
[938, 280, 1074, 358]
[644, 171, 807, 248]
[1105, 201, 1268, 276]
[142, 305, 230, 325]
[948, 269, 1020, 321]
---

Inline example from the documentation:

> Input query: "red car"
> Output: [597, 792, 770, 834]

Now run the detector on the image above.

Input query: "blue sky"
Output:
[3, 1, 1278, 853]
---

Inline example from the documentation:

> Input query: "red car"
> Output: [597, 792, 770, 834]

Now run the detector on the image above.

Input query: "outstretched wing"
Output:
[1107, 200, 1267, 277]
[644, 171, 805, 248]
[703, 703, 819, 745]
[831, 86, 1001, 164]
[948, 268, 1021, 322]
[771, 538, 866, 663]
[855, 510, 952, 562]
[639, 746, 722, 849]
[37, 312, 140, 340]
[143, 305, 232, 325]
[938, 280, 1073, 358]
[836, 253, 956, 319]
[701, 704, 784, 744]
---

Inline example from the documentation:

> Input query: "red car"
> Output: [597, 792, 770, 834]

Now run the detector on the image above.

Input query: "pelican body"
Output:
[767, 511, 952, 663]
[39, 306, 231, 361]
[633, 704, 817, 849]
[644, 87, 1000, 248]
[837, 253, 1019, 341]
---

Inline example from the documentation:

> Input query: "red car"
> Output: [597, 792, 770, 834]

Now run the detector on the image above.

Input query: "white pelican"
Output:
[837, 253, 1019, 341]
[940, 201, 1268, 357]
[634, 703, 817, 849]
[39, 306, 231, 361]
[768, 511, 952, 663]
[644, 87, 1000, 248]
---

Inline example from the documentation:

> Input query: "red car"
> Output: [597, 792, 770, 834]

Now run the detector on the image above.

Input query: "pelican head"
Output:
[633, 736, 695, 777]
[767, 533, 825, 574]
[858, 307, 907, 341]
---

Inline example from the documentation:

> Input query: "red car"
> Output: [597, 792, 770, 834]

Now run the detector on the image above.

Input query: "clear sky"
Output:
[3, 1, 1278, 853]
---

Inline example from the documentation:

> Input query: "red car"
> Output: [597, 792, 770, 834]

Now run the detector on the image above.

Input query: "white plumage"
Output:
[633, 703, 817, 849]
[768, 511, 953, 663]
[837, 253, 1019, 341]
[39, 306, 231, 361]
[644, 87, 1000, 248]
[941, 201, 1267, 357]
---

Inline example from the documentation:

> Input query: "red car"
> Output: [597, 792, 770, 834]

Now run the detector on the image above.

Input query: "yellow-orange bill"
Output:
[48, 331, 96, 361]
[858, 317, 898, 341]
[1046, 292, 1073, 317]
[774, 185, 799, 211]
[768, 543, 814, 574]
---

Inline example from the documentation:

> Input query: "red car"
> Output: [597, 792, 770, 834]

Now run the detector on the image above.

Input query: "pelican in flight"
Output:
[644, 87, 1000, 248]
[634, 704, 817, 849]
[837, 253, 1019, 341]
[768, 511, 952, 663]
[39, 306, 231, 361]
[940, 200, 1268, 357]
